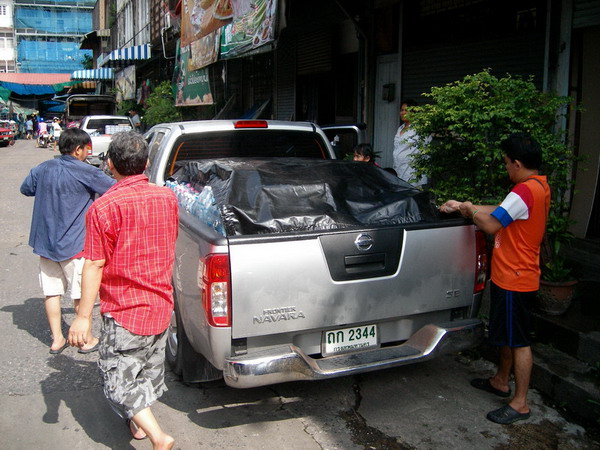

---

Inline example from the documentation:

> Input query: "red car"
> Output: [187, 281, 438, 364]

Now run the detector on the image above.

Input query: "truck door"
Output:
[321, 123, 367, 159]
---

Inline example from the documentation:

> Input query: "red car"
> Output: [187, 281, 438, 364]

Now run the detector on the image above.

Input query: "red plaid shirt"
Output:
[84, 174, 179, 335]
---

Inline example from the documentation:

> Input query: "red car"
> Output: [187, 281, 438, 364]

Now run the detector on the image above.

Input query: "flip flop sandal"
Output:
[49, 341, 69, 354]
[78, 342, 99, 354]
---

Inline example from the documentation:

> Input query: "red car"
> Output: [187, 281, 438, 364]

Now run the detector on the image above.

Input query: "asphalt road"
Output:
[0, 139, 597, 449]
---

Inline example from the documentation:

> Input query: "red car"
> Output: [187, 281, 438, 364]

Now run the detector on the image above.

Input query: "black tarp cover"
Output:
[171, 158, 439, 236]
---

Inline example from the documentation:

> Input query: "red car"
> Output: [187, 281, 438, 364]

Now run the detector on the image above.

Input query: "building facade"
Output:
[0, 0, 15, 73]
[13, 0, 95, 73]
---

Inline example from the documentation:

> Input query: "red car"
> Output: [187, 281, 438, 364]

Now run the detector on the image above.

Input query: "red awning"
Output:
[0, 73, 72, 85]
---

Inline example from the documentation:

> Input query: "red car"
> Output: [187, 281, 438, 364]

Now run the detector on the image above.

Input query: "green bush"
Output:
[143, 81, 181, 127]
[410, 69, 574, 208]
[115, 99, 138, 117]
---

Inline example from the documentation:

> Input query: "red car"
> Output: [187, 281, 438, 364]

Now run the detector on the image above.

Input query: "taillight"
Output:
[234, 120, 268, 129]
[200, 254, 231, 327]
[474, 230, 488, 293]
[87, 143, 93, 157]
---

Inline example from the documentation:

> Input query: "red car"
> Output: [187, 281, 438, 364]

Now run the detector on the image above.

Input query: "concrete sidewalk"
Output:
[1, 354, 597, 450]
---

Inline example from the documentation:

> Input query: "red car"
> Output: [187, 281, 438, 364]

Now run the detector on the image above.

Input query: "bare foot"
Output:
[80, 337, 99, 352]
[154, 435, 175, 450]
[489, 376, 510, 395]
[49, 337, 68, 353]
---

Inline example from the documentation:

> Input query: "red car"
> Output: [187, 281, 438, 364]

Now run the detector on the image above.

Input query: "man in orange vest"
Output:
[441, 133, 550, 424]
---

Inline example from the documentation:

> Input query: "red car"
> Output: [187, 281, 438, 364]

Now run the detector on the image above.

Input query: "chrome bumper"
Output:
[223, 319, 484, 388]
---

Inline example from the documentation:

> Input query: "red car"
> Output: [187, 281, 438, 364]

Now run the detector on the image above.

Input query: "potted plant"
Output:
[537, 212, 578, 315]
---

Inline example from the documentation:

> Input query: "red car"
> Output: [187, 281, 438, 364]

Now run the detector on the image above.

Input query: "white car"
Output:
[79, 115, 134, 165]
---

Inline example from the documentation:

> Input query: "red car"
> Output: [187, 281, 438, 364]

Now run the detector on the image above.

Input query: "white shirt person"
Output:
[392, 100, 428, 187]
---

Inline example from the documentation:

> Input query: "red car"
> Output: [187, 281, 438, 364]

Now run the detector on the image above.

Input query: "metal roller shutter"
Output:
[402, 33, 546, 102]
[274, 33, 297, 120]
[297, 29, 333, 76]
[574, 0, 600, 28]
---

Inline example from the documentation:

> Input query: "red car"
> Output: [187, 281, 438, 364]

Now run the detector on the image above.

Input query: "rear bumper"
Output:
[223, 319, 484, 388]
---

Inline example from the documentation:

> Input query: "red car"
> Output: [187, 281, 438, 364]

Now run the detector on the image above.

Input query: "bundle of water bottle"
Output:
[166, 180, 226, 236]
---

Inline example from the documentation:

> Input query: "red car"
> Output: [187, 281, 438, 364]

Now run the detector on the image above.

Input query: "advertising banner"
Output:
[175, 46, 214, 107]
[189, 29, 221, 71]
[115, 65, 136, 103]
[220, 0, 277, 59]
[181, 0, 277, 69]
[181, 0, 233, 47]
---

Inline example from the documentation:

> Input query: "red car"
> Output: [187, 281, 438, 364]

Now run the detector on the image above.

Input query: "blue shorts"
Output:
[488, 281, 536, 347]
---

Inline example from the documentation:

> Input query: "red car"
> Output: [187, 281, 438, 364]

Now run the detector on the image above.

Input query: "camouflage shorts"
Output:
[98, 315, 168, 419]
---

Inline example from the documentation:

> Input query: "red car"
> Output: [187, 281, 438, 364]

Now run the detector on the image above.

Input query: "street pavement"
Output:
[0, 139, 598, 449]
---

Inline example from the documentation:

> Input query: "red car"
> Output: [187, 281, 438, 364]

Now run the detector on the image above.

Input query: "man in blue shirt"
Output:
[21, 128, 115, 354]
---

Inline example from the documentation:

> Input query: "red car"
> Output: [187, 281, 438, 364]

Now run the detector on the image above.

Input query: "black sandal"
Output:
[470, 378, 511, 398]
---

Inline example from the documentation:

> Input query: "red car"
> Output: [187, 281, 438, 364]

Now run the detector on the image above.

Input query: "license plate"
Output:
[322, 324, 378, 356]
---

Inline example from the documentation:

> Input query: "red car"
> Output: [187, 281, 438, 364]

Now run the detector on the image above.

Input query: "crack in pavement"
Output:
[340, 376, 415, 450]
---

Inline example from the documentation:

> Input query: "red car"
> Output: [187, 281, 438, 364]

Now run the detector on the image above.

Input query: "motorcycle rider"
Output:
[52, 117, 62, 152]
[37, 118, 50, 148]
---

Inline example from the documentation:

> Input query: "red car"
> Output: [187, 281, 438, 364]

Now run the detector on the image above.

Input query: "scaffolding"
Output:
[14, 0, 95, 73]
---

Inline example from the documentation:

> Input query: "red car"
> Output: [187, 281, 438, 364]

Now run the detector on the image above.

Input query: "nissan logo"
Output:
[354, 234, 373, 251]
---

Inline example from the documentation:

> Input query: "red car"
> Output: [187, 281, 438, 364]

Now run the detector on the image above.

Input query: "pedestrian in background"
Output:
[440, 133, 550, 424]
[32, 116, 38, 138]
[25, 116, 33, 139]
[51, 117, 62, 151]
[129, 108, 142, 132]
[20, 128, 115, 354]
[393, 99, 428, 186]
[17, 113, 25, 139]
[69, 131, 178, 448]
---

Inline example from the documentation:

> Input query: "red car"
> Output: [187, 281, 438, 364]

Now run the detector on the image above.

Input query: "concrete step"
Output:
[533, 295, 600, 365]
[532, 343, 600, 425]
[564, 238, 600, 283]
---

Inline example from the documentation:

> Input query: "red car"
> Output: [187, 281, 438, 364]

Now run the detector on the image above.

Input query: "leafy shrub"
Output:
[410, 69, 574, 207]
[115, 99, 138, 117]
[143, 81, 181, 127]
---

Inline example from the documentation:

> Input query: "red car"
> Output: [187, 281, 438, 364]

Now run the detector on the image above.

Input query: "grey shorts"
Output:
[98, 315, 168, 419]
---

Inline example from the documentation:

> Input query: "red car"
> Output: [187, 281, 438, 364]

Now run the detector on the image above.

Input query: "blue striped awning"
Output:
[71, 68, 114, 81]
[100, 44, 151, 68]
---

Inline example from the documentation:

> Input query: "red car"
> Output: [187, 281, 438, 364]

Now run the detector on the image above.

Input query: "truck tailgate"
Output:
[230, 224, 476, 339]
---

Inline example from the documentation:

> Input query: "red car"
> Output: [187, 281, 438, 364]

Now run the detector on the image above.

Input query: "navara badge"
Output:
[354, 234, 373, 251]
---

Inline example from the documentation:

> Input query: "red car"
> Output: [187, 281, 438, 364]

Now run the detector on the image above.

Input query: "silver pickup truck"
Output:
[144, 119, 486, 388]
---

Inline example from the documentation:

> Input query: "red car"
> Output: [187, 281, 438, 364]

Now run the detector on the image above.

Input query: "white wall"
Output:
[373, 54, 400, 169]
[0, 1, 15, 71]
[0, 1, 13, 28]
[116, 0, 150, 48]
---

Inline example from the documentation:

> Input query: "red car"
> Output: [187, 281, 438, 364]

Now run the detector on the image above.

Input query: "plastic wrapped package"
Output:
[169, 158, 439, 236]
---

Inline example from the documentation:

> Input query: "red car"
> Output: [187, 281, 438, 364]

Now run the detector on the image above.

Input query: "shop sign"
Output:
[175, 45, 214, 107]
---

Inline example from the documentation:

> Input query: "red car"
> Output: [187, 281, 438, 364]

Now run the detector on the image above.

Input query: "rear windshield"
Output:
[86, 118, 132, 134]
[165, 130, 328, 177]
